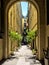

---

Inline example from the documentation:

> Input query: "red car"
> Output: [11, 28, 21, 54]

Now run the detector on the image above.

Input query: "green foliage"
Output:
[26, 30, 36, 43]
[9, 31, 17, 40]
[32, 49, 36, 55]
[9, 30, 22, 44]
[17, 34, 22, 43]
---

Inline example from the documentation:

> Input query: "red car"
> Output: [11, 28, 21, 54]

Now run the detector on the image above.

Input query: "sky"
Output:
[21, 2, 28, 17]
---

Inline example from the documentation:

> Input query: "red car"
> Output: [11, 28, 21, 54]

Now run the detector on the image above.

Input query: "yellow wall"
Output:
[22, 18, 24, 32]
[8, 3, 22, 56]
[29, 4, 37, 31]
[29, 4, 45, 59]
[29, 4, 38, 50]
[32, 25, 37, 31]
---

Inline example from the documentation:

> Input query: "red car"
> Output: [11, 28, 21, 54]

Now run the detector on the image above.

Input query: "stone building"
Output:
[0, 0, 49, 64]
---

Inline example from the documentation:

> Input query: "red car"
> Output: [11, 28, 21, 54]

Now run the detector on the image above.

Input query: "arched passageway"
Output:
[4, 0, 41, 60]
[1, 0, 46, 61]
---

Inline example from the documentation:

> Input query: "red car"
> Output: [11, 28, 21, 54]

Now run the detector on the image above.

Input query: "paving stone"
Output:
[1, 45, 42, 65]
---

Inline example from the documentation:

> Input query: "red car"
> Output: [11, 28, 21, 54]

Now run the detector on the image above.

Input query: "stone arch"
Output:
[4, 0, 40, 59]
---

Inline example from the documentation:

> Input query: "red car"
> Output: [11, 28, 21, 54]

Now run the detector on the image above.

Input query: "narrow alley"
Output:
[1, 45, 41, 65]
[0, 0, 49, 65]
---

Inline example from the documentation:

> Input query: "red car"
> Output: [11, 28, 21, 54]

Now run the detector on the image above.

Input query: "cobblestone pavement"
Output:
[1, 45, 42, 65]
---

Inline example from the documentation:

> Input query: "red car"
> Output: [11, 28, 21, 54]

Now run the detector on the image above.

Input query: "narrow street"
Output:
[0, 0, 49, 65]
[2, 45, 41, 65]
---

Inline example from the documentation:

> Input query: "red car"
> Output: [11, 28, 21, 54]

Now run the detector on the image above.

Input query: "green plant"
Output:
[32, 49, 36, 55]
[9, 31, 17, 40]
[26, 30, 36, 44]
[16, 34, 22, 47]
[9, 30, 22, 47]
